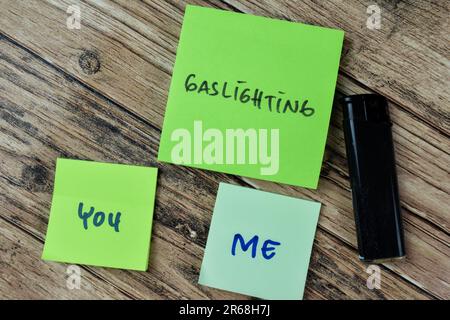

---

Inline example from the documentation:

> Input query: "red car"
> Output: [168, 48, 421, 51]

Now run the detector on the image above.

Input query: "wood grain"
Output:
[1, 0, 447, 229]
[0, 36, 433, 299]
[222, 0, 450, 133]
[0, 0, 448, 299]
[0, 218, 130, 299]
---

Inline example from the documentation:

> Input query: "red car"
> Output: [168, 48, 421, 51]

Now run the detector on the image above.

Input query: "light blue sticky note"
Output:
[199, 183, 321, 299]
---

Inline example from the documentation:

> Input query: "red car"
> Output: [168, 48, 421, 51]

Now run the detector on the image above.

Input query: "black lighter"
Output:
[342, 94, 406, 263]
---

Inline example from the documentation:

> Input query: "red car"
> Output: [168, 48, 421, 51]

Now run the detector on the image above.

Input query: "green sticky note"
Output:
[199, 183, 321, 300]
[158, 5, 344, 188]
[42, 159, 158, 271]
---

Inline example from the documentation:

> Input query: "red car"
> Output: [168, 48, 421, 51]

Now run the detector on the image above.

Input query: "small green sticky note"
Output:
[42, 159, 158, 271]
[158, 5, 344, 188]
[199, 183, 321, 300]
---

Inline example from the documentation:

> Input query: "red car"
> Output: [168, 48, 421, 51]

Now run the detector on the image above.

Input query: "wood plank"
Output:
[128, 0, 450, 232]
[221, 0, 450, 134]
[0, 217, 130, 299]
[1, 0, 446, 230]
[0, 36, 432, 299]
[1, 0, 448, 298]
[306, 231, 432, 300]
[0, 37, 241, 300]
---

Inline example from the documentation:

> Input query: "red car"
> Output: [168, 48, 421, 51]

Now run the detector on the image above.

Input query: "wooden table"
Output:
[0, 0, 448, 300]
